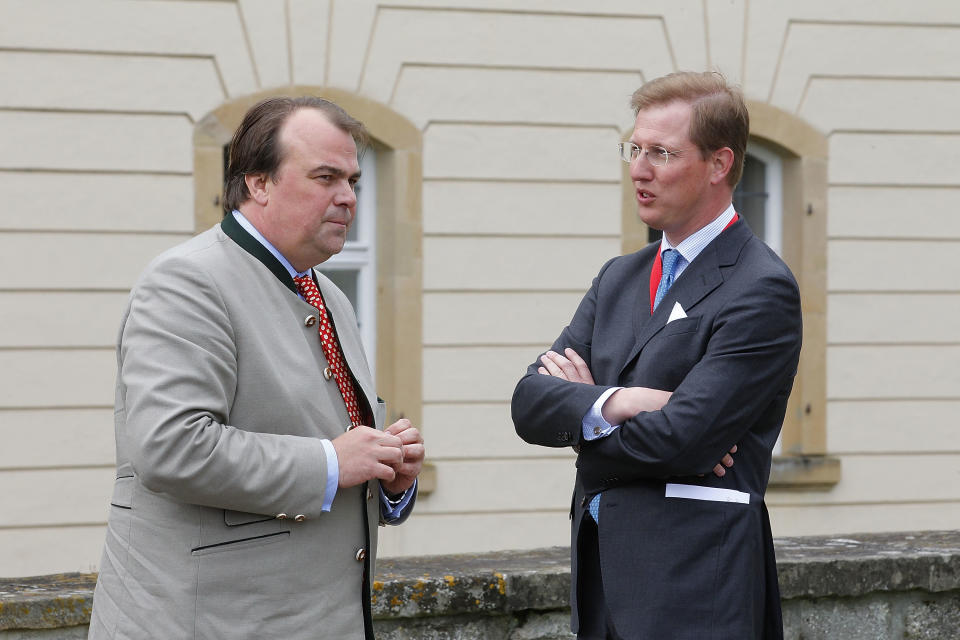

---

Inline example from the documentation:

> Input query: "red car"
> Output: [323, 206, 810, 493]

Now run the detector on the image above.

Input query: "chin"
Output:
[637, 213, 664, 232]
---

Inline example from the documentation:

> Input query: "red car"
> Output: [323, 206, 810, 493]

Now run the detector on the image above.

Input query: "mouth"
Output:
[637, 189, 656, 203]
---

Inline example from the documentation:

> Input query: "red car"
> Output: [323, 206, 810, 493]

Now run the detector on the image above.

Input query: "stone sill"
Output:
[768, 454, 841, 488]
[3, 531, 960, 632]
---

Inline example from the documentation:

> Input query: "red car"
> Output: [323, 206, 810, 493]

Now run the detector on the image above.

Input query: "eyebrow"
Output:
[628, 139, 668, 148]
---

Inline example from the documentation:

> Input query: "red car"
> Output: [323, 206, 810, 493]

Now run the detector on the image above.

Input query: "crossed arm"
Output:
[538, 347, 736, 478]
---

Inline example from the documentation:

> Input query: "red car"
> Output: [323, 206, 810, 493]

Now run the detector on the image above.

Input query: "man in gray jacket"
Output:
[89, 96, 424, 639]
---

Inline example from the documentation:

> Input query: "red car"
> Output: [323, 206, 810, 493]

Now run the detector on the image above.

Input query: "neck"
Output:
[663, 197, 733, 246]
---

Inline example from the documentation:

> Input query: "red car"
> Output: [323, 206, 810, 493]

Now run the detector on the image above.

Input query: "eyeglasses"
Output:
[617, 142, 686, 167]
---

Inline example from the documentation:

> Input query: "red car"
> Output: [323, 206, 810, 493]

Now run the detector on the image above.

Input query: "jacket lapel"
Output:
[619, 221, 751, 379]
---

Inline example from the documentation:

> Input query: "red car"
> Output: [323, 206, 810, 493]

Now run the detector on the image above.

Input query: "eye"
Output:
[652, 146, 671, 160]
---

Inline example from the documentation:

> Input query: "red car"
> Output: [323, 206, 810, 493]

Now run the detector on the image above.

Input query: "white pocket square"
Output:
[665, 483, 750, 504]
[667, 301, 687, 323]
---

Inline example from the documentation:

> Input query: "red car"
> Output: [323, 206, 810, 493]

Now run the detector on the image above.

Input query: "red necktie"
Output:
[293, 275, 365, 428]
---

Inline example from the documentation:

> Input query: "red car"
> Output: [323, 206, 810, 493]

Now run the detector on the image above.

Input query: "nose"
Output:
[630, 153, 655, 181]
[334, 180, 358, 208]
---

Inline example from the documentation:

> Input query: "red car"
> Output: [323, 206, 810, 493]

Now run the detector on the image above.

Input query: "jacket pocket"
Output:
[110, 475, 134, 510]
[661, 315, 701, 336]
[665, 483, 750, 504]
[191, 531, 289, 556]
[223, 510, 274, 527]
[192, 508, 289, 556]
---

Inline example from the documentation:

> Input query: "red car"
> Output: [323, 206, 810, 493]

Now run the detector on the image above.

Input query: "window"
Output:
[734, 144, 784, 256]
[217, 144, 378, 373]
[317, 146, 377, 377]
[643, 142, 784, 253]
[194, 89, 424, 431]
[621, 101, 836, 487]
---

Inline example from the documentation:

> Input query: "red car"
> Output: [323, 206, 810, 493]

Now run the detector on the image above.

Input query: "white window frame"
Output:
[743, 142, 784, 256]
[318, 147, 377, 379]
[741, 143, 786, 453]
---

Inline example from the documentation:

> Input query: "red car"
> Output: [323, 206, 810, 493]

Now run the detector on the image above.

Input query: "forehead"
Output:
[279, 108, 359, 169]
[630, 100, 694, 146]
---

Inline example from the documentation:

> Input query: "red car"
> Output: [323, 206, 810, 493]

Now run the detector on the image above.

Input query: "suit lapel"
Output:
[222, 214, 378, 425]
[220, 212, 298, 294]
[619, 221, 751, 379]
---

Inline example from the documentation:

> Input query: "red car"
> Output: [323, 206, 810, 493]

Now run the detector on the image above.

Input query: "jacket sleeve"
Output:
[119, 253, 330, 517]
[511, 258, 619, 448]
[577, 269, 802, 488]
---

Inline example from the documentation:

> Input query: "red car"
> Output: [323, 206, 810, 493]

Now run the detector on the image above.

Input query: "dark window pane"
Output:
[319, 269, 360, 319]
[734, 154, 768, 241]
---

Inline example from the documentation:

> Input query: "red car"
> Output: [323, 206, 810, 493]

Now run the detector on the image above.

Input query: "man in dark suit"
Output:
[512, 71, 801, 639]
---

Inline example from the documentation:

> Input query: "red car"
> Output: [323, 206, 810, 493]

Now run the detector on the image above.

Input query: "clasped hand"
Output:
[332, 419, 425, 494]
[538, 347, 736, 478]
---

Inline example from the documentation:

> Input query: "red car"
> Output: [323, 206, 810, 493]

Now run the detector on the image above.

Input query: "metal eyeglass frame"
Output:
[617, 142, 687, 167]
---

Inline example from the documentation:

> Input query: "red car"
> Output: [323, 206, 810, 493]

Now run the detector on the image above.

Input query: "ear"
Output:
[709, 147, 735, 186]
[244, 172, 271, 206]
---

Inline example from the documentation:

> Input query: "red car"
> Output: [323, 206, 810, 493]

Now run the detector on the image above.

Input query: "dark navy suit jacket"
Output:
[512, 219, 801, 639]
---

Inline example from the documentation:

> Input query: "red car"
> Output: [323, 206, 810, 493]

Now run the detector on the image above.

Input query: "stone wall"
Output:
[2, 531, 958, 639]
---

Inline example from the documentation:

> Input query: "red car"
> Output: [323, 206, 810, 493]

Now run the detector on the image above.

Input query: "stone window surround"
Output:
[621, 101, 838, 487]
[192, 87, 426, 472]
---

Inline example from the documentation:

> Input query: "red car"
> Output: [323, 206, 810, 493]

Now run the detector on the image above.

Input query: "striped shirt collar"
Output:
[659, 203, 736, 275]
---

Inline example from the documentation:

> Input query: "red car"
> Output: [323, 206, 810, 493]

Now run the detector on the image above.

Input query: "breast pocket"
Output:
[662, 315, 701, 336]
[629, 317, 706, 389]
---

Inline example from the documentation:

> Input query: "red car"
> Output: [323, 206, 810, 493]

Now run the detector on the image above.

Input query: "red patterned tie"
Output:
[294, 275, 365, 428]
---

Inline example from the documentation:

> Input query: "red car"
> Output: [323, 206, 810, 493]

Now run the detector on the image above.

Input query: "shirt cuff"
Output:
[320, 438, 339, 512]
[380, 479, 417, 523]
[582, 387, 623, 441]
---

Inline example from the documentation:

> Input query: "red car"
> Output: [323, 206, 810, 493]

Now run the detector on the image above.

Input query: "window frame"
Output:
[620, 100, 836, 486]
[318, 146, 378, 378]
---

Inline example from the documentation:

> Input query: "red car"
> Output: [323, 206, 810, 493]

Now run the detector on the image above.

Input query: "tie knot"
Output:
[294, 274, 315, 294]
[661, 248, 680, 275]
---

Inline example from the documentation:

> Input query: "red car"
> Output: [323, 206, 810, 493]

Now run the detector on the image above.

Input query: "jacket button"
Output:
[294, 514, 306, 522]
[304, 315, 317, 327]
[355, 548, 366, 562]
[323, 367, 333, 380]
[276, 513, 287, 520]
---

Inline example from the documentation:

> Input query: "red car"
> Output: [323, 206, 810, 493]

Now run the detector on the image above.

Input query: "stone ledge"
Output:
[0, 573, 95, 631]
[2, 531, 959, 632]
[776, 530, 960, 599]
[769, 454, 842, 488]
[372, 547, 569, 618]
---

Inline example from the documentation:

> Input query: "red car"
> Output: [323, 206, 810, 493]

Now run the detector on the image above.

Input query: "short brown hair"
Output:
[630, 71, 748, 187]
[223, 96, 368, 212]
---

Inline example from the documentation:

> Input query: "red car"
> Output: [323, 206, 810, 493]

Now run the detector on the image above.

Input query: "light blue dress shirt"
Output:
[232, 210, 413, 520]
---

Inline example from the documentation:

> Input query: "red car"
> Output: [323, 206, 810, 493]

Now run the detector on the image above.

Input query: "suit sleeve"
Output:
[577, 269, 802, 486]
[511, 258, 619, 447]
[119, 254, 330, 517]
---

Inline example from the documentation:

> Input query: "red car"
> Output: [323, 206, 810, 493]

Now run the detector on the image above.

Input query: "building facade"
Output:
[1, 0, 958, 576]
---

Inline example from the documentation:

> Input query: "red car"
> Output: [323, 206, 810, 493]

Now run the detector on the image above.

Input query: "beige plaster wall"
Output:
[1, 0, 959, 576]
